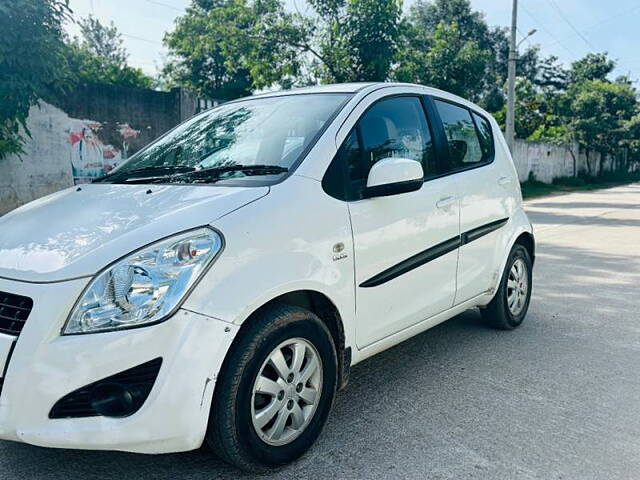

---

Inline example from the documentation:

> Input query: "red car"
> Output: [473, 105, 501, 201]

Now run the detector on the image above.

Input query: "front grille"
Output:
[0, 291, 33, 336]
[49, 358, 163, 419]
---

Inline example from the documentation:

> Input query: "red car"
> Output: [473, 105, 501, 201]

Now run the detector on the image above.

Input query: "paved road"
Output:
[2, 184, 640, 479]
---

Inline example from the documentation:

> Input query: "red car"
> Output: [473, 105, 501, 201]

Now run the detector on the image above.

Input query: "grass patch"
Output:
[520, 180, 558, 199]
[521, 172, 640, 199]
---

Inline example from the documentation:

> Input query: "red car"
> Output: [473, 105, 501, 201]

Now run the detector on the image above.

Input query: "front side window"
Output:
[434, 100, 490, 171]
[346, 97, 436, 188]
[97, 93, 350, 185]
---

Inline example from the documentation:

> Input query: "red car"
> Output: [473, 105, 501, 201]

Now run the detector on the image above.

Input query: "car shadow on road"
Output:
[528, 202, 640, 210]
[526, 209, 640, 228]
[532, 241, 639, 320]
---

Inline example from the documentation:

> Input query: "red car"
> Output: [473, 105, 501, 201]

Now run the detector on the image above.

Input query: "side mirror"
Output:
[363, 157, 424, 199]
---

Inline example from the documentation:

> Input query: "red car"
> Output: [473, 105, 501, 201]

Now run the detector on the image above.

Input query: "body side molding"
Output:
[359, 217, 509, 288]
[359, 236, 461, 288]
[461, 217, 509, 245]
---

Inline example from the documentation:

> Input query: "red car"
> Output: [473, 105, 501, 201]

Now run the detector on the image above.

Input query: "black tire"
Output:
[206, 304, 337, 472]
[481, 244, 533, 330]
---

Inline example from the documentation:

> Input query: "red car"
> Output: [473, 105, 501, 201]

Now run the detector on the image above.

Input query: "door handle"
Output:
[436, 196, 456, 209]
[498, 176, 512, 186]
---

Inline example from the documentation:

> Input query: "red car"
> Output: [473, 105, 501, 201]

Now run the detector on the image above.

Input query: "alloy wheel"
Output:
[507, 258, 529, 316]
[250, 338, 323, 446]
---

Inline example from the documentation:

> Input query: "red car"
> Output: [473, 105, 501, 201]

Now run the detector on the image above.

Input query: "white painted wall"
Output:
[0, 102, 74, 216]
[511, 139, 613, 183]
[512, 139, 577, 183]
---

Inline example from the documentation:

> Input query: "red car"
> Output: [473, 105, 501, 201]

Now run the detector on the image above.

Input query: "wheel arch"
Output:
[481, 212, 534, 306]
[218, 289, 350, 393]
[514, 231, 535, 266]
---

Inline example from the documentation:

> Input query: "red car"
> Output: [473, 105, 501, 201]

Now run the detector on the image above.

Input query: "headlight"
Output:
[63, 228, 223, 335]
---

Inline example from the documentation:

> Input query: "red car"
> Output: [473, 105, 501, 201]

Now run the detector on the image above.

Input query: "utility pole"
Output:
[506, 0, 518, 154]
[506, 0, 536, 154]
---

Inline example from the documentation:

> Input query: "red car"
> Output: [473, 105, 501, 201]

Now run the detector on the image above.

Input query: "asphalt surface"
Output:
[2, 183, 640, 479]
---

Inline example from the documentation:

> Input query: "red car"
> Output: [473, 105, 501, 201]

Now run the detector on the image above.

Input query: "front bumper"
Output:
[0, 276, 238, 454]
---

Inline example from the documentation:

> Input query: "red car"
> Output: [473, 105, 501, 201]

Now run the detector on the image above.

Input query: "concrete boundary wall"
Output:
[0, 84, 210, 215]
[512, 139, 613, 183]
[0, 102, 75, 215]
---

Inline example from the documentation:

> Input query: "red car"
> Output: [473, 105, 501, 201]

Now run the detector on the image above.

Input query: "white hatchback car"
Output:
[0, 83, 534, 470]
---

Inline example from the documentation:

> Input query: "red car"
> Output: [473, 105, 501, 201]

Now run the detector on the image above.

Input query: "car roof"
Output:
[251, 82, 471, 103]
[224, 82, 492, 120]
[253, 83, 377, 96]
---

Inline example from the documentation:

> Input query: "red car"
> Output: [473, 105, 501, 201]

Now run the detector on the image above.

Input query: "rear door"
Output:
[429, 97, 512, 303]
[333, 95, 460, 349]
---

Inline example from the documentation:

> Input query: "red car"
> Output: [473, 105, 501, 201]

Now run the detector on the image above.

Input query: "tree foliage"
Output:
[395, 21, 490, 100]
[163, 0, 302, 100]
[78, 16, 128, 64]
[569, 53, 615, 83]
[494, 78, 549, 140]
[306, 0, 402, 82]
[565, 79, 637, 158]
[162, 0, 402, 97]
[4, 0, 640, 172]
[65, 16, 153, 89]
[0, 0, 71, 159]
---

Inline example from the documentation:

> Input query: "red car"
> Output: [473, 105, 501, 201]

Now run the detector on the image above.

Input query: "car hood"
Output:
[0, 183, 268, 283]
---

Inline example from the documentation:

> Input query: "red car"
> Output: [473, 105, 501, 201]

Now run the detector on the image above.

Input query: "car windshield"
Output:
[97, 93, 351, 185]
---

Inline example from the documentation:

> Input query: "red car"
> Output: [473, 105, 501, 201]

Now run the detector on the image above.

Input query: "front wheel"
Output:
[481, 243, 533, 329]
[206, 304, 337, 472]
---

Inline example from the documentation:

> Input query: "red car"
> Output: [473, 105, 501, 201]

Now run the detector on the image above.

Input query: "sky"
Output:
[65, 0, 640, 81]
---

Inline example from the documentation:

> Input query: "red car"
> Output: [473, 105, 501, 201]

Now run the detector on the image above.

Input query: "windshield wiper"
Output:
[181, 164, 289, 179]
[125, 165, 196, 175]
[117, 164, 288, 184]
[94, 165, 195, 183]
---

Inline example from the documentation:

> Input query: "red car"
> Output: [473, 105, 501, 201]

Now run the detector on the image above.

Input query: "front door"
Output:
[341, 96, 460, 349]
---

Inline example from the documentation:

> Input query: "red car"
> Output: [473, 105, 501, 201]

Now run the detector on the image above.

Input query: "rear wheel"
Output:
[206, 304, 337, 472]
[481, 244, 532, 329]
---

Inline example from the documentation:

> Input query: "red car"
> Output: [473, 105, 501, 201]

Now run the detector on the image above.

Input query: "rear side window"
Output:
[434, 100, 492, 171]
[472, 111, 494, 160]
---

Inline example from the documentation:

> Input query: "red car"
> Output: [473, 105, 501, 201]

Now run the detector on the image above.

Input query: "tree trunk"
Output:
[568, 147, 577, 177]
[598, 150, 605, 177]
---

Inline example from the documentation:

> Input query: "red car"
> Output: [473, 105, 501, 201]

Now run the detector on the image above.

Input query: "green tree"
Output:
[65, 16, 153, 89]
[395, 22, 490, 99]
[78, 16, 127, 64]
[340, 0, 402, 81]
[569, 52, 615, 83]
[621, 111, 640, 171]
[565, 78, 637, 174]
[394, 0, 543, 108]
[494, 78, 549, 140]
[293, 0, 402, 83]
[163, 0, 402, 98]
[407, 0, 492, 48]
[396, 0, 492, 100]
[0, 0, 71, 159]
[163, 0, 301, 100]
[535, 54, 568, 90]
